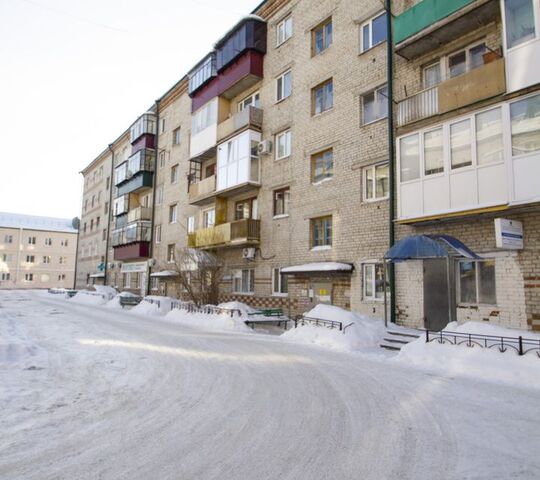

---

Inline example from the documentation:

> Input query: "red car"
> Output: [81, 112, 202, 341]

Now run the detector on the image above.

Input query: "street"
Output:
[1, 290, 539, 480]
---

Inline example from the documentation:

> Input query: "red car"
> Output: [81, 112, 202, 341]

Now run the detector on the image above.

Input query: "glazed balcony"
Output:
[188, 175, 216, 205]
[130, 112, 157, 144]
[397, 57, 506, 127]
[217, 106, 263, 143]
[188, 54, 217, 96]
[113, 194, 129, 217]
[127, 206, 152, 223]
[113, 242, 150, 261]
[187, 218, 260, 249]
[115, 149, 155, 196]
[111, 221, 151, 247]
[394, 0, 499, 59]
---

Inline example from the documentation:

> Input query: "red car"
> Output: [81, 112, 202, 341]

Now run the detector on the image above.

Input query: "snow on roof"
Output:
[0, 212, 77, 233]
[89, 273, 105, 278]
[150, 270, 179, 277]
[281, 262, 354, 274]
[214, 14, 266, 48]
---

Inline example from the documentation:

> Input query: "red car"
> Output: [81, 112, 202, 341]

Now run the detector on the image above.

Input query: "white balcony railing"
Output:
[397, 86, 439, 127]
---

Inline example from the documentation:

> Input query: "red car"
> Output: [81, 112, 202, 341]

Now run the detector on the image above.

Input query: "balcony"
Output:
[127, 206, 152, 223]
[111, 221, 151, 247]
[115, 149, 155, 196]
[113, 242, 150, 261]
[188, 54, 217, 96]
[188, 175, 216, 205]
[130, 112, 156, 144]
[217, 106, 263, 143]
[394, 0, 499, 59]
[397, 58, 506, 127]
[187, 218, 260, 249]
[113, 194, 129, 217]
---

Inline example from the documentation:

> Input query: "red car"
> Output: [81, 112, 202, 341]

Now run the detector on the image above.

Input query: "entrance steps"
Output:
[380, 327, 421, 351]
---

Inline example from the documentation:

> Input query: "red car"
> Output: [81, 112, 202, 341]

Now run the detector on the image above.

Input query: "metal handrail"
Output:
[294, 315, 343, 331]
[425, 329, 540, 357]
[170, 300, 242, 318]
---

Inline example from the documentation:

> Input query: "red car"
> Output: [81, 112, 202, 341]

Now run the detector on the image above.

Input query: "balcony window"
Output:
[458, 260, 496, 305]
[277, 15, 293, 46]
[235, 198, 258, 220]
[203, 209, 215, 228]
[423, 62, 442, 89]
[273, 187, 290, 216]
[312, 18, 332, 56]
[112, 222, 151, 246]
[424, 128, 444, 175]
[187, 216, 195, 234]
[312, 78, 333, 115]
[130, 113, 156, 143]
[361, 85, 388, 124]
[504, 0, 537, 49]
[191, 99, 218, 136]
[276, 129, 292, 160]
[238, 91, 260, 111]
[188, 55, 216, 95]
[476, 108, 504, 165]
[311, 149, 333, 184]
[400, 134, 420, 182]
[363, 163, 389, 201]
[360, 12, 387, 53]
[272, 268, 288, 295]
[276, 70, 292, 102]
[450, 119, 472, 169]
[311, 216, 332, 248]
[232, 269, 255, 294]
[510, 93, 540, 156]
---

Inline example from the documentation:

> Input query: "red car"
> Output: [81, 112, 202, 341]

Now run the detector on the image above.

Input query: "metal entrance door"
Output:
[423, 259, 453, 331]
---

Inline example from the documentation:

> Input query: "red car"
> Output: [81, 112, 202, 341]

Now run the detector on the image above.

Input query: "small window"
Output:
[510, 93, 540, 156]
[363, 163, 389, 201]
[277, 15, 293, 46]
[173, 128, 181, 145]
[203, 209, 215, 228]
[276, 70, 292, 102]
[423, 62, 442, 89]
[361, 85, 388, 124]
[156, 186, 163, 206]
[311, 216, 332, 248]
[104, 202, 109, 214]
[273, 188, 290, 217]
[45, 238, 52, 246]
[187, 216, 196, 234]
[360, 12, 387, 52]
[476, 107, 504, 165]
[102, 229, 107, 241]
[171, 164, 179, 184]
[238, 91, 260, 111]
[275, 130, 292, 160]
[106, 176, 110, 190]
[400, 134, 420, 182]
[1, 273, 11, 281]
[363, 263, 387, 300]
[28, 236, 36, 245]
[311, 149, 333, 183]
[235, 198, 258, 220]
[43, 256, 51, 264]
[504, 0, 536, 49]
[450, 119, 472, 169]
[232, 269, 255, 294]
[312, 17, 332, 56]
[155, 225, 161, 244]
[458, 260, 496, 305]
[160, 118, 166, 133]
[26, 255, 35, 263]
[24, 273, 34, 282]
[167, 244, 176, 263]
[424, 128, 444, 175]
[59, 256, 67, 264]
[159, 151, 166, 168]
[169, 204, 178, 223]
[4, 235, 13, 243]
[312, 78, 333, 115]
[272, 268, 289, 295]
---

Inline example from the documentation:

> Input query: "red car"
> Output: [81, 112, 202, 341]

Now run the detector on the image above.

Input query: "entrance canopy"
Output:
[281, 262, 354, 275]
[89, 273, 105, 278]
[150, 270, 179, 278]
[384, 235, 480, 262]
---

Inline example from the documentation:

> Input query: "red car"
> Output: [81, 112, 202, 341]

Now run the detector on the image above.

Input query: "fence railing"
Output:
[294, 316, 343, 331]
[170, 300, 242, 318]
[397, 86, 439, 126]
[425, 329, 540, 357]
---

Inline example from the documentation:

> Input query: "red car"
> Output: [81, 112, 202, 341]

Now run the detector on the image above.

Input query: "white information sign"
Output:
[495, 218, 523, 250]
[120, 261, 148, 273]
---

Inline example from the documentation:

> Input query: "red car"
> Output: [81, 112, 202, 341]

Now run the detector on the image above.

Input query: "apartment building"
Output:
[76, 149, 113, 288]
[391, 0, 540, 331]
[0, 212, 77, 289]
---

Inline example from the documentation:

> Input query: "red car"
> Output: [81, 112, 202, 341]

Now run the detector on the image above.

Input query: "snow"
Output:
[105, 296, 122, 309]
[149, 270, 178, 277]
[68, 290, 107, 306]
[281, 262, 353, 274]
[165, 308, 252, 333]
[130, 300, 161, 316]
[217, 301, 257, 316]
[93, 285, 117, 300]
[396, 321, 540, 390]
[281, 304, 385, 352]
[0, 211, 77, 233]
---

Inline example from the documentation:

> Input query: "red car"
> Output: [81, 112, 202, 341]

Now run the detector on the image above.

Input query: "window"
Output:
[4, 235, 13, 243]
[28, 236, 36, 245]
[450, 119, 472, 169]
[160, 118, 166, 133]
[83, 223, 87, 234]
[504, 0, 536, 49]
[156, 186, 163, 206]
[43, 256, 51, 264]
[96, 217, 100, 228]
[205, 164, 216, 178]
[167, 244, 176, 263]
[360, 12, 387, 52]
[155, 225, 161, 244]
[424, 128, 444, 175]
[277, 15, 293, 46]
[272, 268, 289, 295]
[91, 195, 95, 208]
[276, 70, 292, 101]
[62, 239, 68, 247]
[311, 149, 333, 183]
[1, 273, 11, 281]
[311, 216, 332, 248]
[364, 163, 389, 201]
[203, 209, 215, 228]
[400, 134, 420, 182]
[44, 238, 52, 246]
[171, 164, 179, 184]
[26, 255, 35, 263]
[169, 204, 178, 223]
[187, 216, 195, 234]
[238, 91, 260, 111]
[423, 62, 442, 89]
[275, 129, 292, 160]
[191, 99, 218, 136]
[104, 202, 109, 214]
[458, 260, 496, 305]
[90, 219, 94, 231]
[59, 256, 67, 264]
[24, 273, 34, 282]
[235, 198, 258, 220]
[159, 151, 166, 168]
[2, 254, 12, 262]
[312, 79, 333, 115]
[232, 269, 255, 294]
[510, 93, 540, 156]
[273, 188, 290, 216]
[448, 43, 486, 78]
[362, 85, 388, 124]
[173, 128, 181, 145]
[476, 108, 504, 165]
[363, 263, 386, 300]
[102, 229, 107, 241]
[312, 18, 332, 55]
[216, 130, 260, 191]
[58, 274, 65, 281]
[106, 176, 110, 190]
[84, 199, 88, 212]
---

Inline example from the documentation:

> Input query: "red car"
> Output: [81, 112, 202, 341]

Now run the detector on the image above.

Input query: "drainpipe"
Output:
[73, 220, 80, 289]
[386, 0, 396, 324]
[105, 143, 115, 286]
[146, 100, 160, 295]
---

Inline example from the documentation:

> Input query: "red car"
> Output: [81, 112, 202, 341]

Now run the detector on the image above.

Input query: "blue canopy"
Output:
[384, 235, 480, 261]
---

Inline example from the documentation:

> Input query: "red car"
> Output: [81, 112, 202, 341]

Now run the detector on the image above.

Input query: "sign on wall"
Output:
[495, 218, 523, 250]
[120, 262, 147, 273]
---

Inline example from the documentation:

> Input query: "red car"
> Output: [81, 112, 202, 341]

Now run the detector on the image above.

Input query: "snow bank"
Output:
[105, 296, 122, 309]
[93, 285, 117, 300]
[130, 300, 161, 316]
[144, 296, 176, 313]
[217, 301, 257, 316]
[165, 308, 252, 333]
[281, 304, 385, 352]
[69, 291, 106, 306]
[396, 321, 540, 390]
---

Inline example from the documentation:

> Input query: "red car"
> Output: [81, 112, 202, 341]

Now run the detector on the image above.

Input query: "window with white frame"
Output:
[232, 269, 255, 294]
[43, 256, 51, 264]
[160, 118, 166, 134]
[169, 204, 178, 223]
[2, 254, 12, 262]
[277, 15, 293, 46]
[1, 273, 11, 281]
[363, 263, 386, 300]
[155, 225, 161, 244]
[187, 216, 196, 233]
[311, 216, 332, 248]
[361, 85, 388, 124]
[510, 93, 540, 156]
[363, 163, 389, 200]
[275, 129, 291, 159]
[216, 130, 260, 191]
[360, 12, 387, 52]
[424, 128, 444, 175]
[159, 151, 166, 168]
[203, 209, 215, 228]
[458, 259, 496, 305]
[171, 164, 179, 184]
[273, 187, 290, 216]
[276, 70, 292, 102]
[156, 185, 163, 205]
[191, 99, 218, 136]
[45, 238, 52, 246]
[4, 235, 13, 243]
[167, 244, 175, 263]
[173, 127, 181, 145]
[238, 91, 260, 111]
[26, 255, 35, 263]
[24, 273, 34, 282]
[272, 268, 289, 295]
[28, 236, 36, 245]
[504, 0, 537, 49]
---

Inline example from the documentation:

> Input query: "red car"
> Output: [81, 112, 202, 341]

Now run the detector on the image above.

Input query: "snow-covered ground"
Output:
[1, 290, 539, 479]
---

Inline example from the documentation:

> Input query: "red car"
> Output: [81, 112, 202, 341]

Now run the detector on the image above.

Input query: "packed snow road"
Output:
[1, 291, 539, 480]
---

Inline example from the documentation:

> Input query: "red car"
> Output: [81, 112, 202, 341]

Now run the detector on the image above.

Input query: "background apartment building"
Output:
[0, 212, 77, 289]
[391, 0, 540, 331]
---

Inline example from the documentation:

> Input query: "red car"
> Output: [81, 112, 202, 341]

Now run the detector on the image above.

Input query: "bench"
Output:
[245, 318, 290, 330]
[247, 308, 284, 317]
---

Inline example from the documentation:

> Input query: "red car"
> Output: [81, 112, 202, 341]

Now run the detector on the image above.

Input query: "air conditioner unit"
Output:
[257, 140, 272, 155]
[242, 247, 256, 260]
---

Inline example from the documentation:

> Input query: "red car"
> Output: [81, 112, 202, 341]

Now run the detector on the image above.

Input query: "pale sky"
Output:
[0, 0, 262, 220]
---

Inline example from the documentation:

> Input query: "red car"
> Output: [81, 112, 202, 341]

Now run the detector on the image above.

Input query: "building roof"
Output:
[0, 212, 78, 234]
[384, 235, 480, 261]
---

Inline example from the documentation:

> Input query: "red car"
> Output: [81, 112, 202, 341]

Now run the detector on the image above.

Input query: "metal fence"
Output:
[170, 300, 242, 318]
[294, 316, 343, 331]
[397, 86, 439, 126]
[426, 329, 540, 357]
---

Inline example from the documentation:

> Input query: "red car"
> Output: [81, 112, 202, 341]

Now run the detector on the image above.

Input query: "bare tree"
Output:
[161, 247, 223, 306]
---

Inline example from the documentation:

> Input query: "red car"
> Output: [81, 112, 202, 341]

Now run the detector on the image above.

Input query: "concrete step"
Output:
[379, 342, 402, 351]
[382, 337, 410, 345]
[386, 330, 421, 339]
